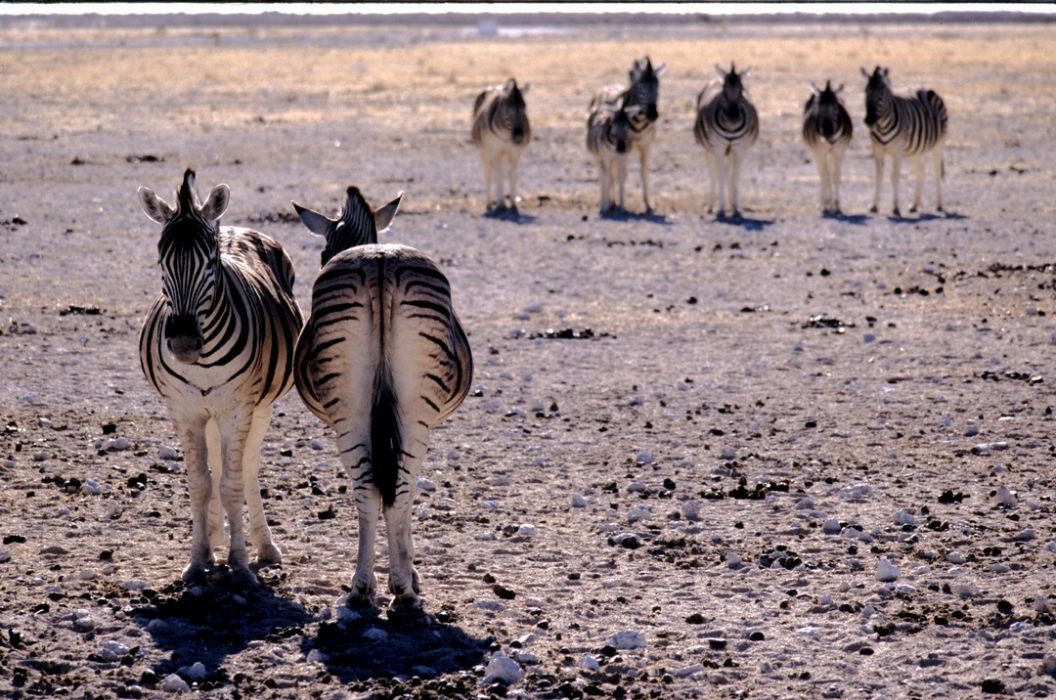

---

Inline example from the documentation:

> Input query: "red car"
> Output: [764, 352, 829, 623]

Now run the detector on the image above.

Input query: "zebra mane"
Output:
[319, 187, 377, 264]
[175, 168, 202, 217]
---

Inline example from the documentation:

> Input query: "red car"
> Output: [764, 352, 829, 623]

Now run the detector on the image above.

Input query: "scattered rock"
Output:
[607, 629, 646, 650]
[484, 651, 524, 685]
[160, 673, 190, 693]
[875, 558, 899, 582]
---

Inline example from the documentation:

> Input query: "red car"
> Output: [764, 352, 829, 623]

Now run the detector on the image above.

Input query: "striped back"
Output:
[472, 78, 531, 147]
[694, 64, 759, 151]
[863, 66, 948, 155]
[139, 170, 303, 406]
[803, 80, 853, 148]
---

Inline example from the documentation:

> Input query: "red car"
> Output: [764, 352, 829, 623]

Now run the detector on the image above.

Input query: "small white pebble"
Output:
[475, 598, 505, 612]
[682, 500, 702, 522]
[875, 558, 899, 582]
[106, 437, 131, 452]
[484, 651, 524, 685]
[626, 505, 651, 524]
[516, 523, 538, 538]
[306, 648, 329, 664]
[627, 481, 646, 493]
[122, 578, 149, 592]
[416, 477, 436, 493]
[607, 629, 647, 650]
[720, 446, 736, 461]
[309, 438, 325, 451]
[1018, 528, 1036, 541]
[997, 486, 1018, 509]
[81, 479, 103, 495]
[159, 445, 180, 460]
[570, 494, 588, 508]
[964, 422, 979, 437]
[822, 517, 842, 534]
[160, 673, 190, 693]
[636, 451, 653, 465]
[38, 417, 52, 428]
[447, 449, 462, 462]
[180, 662, 208, 681]
[79, 568, 97, 581]
[894, 510, 918, 526]
[946, 551, 966, 565]
[580, 654, 601, 672]
[97, 640, 129, 662]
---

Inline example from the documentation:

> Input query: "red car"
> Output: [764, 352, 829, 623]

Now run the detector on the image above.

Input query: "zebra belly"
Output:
[476, 132, 527, 160]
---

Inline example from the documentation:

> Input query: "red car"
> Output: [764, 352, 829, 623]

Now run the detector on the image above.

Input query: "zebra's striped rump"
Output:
[694, 64, 759, 153]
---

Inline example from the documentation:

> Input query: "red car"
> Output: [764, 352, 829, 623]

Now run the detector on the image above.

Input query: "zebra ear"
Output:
[138, 186, 175, 224]
[836, 83, 845, 94]
[199, 184, 230, 222]
[292, 202, 334, 237]
[373, 192, 403, 233]
[860, 66, 870, 79]
[715, 64, 726, 77]
[810, 81, 820, 95]
[653, 62, 667, 78]
[741, 66, 752, 78]
[519, 82, 530, 96]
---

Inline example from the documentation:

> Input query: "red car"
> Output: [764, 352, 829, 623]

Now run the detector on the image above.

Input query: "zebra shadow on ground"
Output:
[713, 212, 775, 231]
[483, 208, 537, 224]
[301, 606, 492, 683]
[598, 208, 673, 225]
[132, 570, 310, 684]
[824, 211, 869, 225]
[884, 210, 968, 224]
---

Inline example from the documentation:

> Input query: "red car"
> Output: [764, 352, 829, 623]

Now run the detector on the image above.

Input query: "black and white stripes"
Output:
[803, 80, 854, 215]
[292, 187, 472, 611]
[694, 63, 760, 218]
[862, 66, 948, 215]
[138, 168, 304, 585]
[586, 95, 639, 213]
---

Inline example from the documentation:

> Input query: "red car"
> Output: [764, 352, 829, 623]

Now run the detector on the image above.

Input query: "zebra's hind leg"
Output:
[713, 149, 728, 218]
[217, 407, 255, 585]
[598, 160, 611, 214]
[832, 145, 847, 215]
[705, 151, 718, 214]
[812, 146, 829, 214]
[243, 406, 282, 568]
[909, 156, 925, 214]
[730, 148, 744, 218]
[615, 154, 628, 212]
[174, 412, 213, 584]
[384, 421, 430, 612]
[933, 146, 944, 212]
[339, 435, 379, 606]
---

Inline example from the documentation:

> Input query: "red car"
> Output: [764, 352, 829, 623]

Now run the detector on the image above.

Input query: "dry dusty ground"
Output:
[1, 14, 1056, 700]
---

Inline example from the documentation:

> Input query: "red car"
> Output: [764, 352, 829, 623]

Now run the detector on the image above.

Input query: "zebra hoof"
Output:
[869, 205, 878, 214]
[256, 543, 283, 569]
[909, 205, 918, 214]
[181, 561, 208, 585]
[230, 564, 259, 588]
[892, 208, 902, 218]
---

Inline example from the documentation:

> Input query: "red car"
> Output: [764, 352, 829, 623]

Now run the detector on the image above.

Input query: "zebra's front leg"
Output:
[174, 412, 213, 584]
[870, 149, 884, 214]
[217, 407, 255, 585]
[494, 152, 508, 212]
[598, 160, 611, 214]
[909, 156, 925, 214]
[508, 149, 523, 215]
[705, 152, 718, 214]
[243, 406, 281, 568]
[639, 146, 652, 213]
[205, 419, 224, 557]
[812, 147, 829, 214]
[616, 154, 627, 212]
[890, 151, 903, 217]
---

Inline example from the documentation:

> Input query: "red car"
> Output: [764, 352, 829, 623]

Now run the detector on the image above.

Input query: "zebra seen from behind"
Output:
[862, 66, 948, 216]
[803, 79, 853, 216]
[471, 78, 531, 215]
[138, 169, 304, 585]
[694, 63, 759, 219]
[586, 97, 641, 214]
[590, 56, 666, 213]
[292, 187, 473, 612]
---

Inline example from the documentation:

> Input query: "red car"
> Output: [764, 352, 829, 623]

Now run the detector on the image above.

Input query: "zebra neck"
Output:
[197, 265, 240, 360]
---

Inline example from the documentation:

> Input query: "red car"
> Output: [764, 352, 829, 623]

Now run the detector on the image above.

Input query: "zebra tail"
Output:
[370, 366, 402, 508]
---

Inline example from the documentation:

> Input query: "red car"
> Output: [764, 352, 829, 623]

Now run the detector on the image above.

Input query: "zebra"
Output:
[590, 56, 667, 213]
[138, 169, 304, 585]
[586, 97, 642, 214]
[862, 66, 948, 216]
[292, 186, 473, 611]
[802, 79, 854, 215]
[471, 78, 531, 215]
[694, 63, 760, 219]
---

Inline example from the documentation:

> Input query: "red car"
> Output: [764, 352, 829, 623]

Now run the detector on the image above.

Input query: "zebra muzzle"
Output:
[646, 104, 658, 122]
[164, 314, 203, 363]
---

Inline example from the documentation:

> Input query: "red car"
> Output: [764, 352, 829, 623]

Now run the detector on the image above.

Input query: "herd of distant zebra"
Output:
[132, 56, 949, 608]
[472, 57, 949, 218]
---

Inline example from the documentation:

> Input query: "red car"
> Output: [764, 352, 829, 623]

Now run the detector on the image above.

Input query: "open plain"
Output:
[1, 13, 1055, 699]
